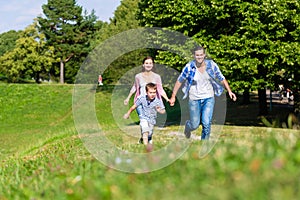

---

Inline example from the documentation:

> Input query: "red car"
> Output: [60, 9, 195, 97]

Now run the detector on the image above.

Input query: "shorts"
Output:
[139, 119, 154, 136]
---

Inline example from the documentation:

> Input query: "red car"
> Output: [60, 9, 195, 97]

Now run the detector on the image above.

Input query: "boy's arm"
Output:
[156, 99, 166, 114]
[123, 104, 137, 119]
[156, 106, 165, 114]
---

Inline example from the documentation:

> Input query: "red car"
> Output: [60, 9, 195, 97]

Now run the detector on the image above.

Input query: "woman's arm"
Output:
[124, 84, 136, 105]
[156, 75, 170, 102]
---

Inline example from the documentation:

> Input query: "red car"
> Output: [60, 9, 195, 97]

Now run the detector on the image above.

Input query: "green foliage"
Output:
[92, 0, 149, 85]
[0, 30, 21, 56]
[138, 0, 300, 114]
[38, 0, 99, 83]
[0, 20, 57, 83]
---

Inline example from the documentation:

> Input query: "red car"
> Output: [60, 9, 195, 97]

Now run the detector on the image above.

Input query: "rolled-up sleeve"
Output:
[212, 61, 225, 81]
[177, 65, 189, 83]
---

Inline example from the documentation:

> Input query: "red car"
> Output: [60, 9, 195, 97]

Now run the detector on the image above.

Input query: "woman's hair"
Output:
[142, 56, 156, 72]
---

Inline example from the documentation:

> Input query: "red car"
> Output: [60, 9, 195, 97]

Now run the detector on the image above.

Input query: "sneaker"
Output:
[138, 137, 143, 144]
[148, 136, 152, 144]
[184, 121, 191, 139]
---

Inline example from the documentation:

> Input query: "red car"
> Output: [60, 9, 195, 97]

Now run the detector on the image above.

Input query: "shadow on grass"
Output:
[97, 85, 295, 128]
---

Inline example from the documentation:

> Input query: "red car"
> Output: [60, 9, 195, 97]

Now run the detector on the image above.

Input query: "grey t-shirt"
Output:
[189, 70, 214, 100]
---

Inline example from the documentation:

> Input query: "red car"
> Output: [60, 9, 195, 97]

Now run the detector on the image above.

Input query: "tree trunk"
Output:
[35, 72, 41, 84]
[242, 90, 251, 104]
[258, 88, 268, 115]
[60, 58, 64, 84]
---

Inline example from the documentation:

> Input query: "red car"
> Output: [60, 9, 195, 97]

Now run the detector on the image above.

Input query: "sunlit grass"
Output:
[0, 84, 300, 199]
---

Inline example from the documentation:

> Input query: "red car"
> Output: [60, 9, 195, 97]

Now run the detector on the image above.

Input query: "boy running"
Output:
[123, 83, 165, 145]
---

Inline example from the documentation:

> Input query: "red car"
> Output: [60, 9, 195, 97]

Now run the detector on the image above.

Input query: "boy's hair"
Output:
[145, 82, 157, 92]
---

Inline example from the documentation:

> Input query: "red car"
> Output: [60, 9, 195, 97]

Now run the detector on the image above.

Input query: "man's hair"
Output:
[145, 82, 157, 92]
[192, 46, 206, 54]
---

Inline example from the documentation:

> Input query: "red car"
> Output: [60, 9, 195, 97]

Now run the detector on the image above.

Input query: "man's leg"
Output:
[201, 97, 215, 140]
[184, 99, 201, 138]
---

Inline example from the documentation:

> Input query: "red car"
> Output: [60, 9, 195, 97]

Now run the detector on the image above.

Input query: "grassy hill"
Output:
[0, 84, 300, 199]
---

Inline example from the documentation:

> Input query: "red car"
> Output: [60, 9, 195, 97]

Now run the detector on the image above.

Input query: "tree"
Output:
[0, 30, 21, 57]
[92, 0, 148, 85]
[38, 0, 99, 83]
[138, 0, 300, 115]
[0, 20, 57, 83]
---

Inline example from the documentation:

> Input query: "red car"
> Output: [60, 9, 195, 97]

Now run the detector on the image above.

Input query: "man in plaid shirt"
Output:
[169, 46, 237, 140]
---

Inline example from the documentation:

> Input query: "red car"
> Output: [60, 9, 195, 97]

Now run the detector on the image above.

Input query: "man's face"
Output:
[194, 49, 206, 65]
[147, 88, 157, 100]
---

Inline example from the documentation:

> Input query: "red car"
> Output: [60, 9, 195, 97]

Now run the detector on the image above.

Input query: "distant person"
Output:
[123, 83, 165, 145]
[124, 56, 169, 116]
[98, 74, 103, 86]
[169, 46, 237, 140]
[286, 88, 294, 102]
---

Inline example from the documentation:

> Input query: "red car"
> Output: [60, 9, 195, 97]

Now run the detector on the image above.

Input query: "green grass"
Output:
[1, 84, 300, 200]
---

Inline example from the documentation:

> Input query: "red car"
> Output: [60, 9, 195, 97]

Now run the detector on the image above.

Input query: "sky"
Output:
[0, 0, 121, 34]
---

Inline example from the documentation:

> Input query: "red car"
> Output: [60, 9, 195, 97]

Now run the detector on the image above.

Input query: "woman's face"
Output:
[194, 49, 206, 65]
[143, 59, 154, 71]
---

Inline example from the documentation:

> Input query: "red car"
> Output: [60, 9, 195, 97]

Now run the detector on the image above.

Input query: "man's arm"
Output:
[169, 80, 183, 106]
[221, 79, 237, 101]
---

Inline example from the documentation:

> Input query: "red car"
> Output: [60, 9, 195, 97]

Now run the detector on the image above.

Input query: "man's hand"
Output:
[169, 96, 176, 106]
[229, 92, 237, 101]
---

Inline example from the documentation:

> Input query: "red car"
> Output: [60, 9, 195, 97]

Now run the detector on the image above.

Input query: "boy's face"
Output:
[146, 88, 157, 100]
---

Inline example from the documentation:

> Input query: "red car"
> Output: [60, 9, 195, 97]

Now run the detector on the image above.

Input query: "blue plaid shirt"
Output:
[178, 59, 225, 99]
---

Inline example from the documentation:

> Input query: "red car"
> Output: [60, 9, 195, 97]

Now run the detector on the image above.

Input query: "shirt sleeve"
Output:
[134, 96, 143, 106]
[157, 98, 165, 109]
[177, 64, 189, 83]
[129, 83, 136, 93]
[134, 74, 141, 100]
[155, 74, 167, 98]
[211, 60, 225, 81]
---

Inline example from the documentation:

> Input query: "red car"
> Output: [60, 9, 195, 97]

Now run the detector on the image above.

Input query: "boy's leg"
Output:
[148, 124, 154, 144]
[140, 119, 150, 145]
[143, 132, 149, 145]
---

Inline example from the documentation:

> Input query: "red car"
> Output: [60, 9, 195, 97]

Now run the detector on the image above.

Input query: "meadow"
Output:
[0, 84, 300, 200]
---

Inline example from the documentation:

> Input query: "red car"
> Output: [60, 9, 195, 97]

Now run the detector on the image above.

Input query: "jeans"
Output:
[186, 97, 215, 140]
[136, 104, 142, 116]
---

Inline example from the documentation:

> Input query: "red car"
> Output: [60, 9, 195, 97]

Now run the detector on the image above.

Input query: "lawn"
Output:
[0, 84, 299, 200]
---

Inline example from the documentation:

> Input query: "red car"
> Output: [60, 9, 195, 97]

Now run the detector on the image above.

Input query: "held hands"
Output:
[169, 96, 176, 107]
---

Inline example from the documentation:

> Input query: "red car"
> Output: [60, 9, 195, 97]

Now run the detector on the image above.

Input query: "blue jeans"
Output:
[136, 104, 142, 116]
[186, 97, 215, 140]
